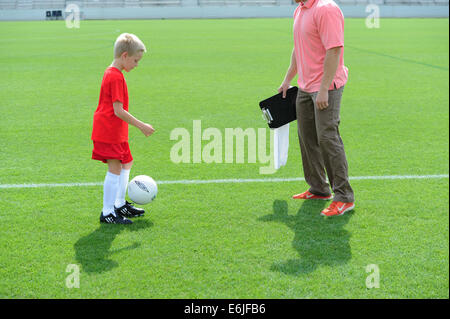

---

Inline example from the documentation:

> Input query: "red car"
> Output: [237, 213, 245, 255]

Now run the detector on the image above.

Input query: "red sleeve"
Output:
[316, 5, 345, 50]
[110, 75, 125, 104]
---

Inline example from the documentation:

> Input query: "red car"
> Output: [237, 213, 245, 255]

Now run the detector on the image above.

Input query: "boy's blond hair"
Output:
[114, 33, 147, 58]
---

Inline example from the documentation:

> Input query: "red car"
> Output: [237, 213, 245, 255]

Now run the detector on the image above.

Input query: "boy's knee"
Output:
[122, 160, 133, 170]
[107, 159, 122, 175]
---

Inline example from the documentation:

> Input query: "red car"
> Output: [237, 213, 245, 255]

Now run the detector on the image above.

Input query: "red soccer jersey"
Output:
[91, 67, 129, 144]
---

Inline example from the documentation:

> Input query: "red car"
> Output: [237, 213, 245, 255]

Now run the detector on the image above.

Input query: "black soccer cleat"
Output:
[115, 201, 145, 218]
[100, 212, 133, 224]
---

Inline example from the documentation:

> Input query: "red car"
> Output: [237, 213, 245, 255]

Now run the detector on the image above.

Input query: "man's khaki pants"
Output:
[296, 86, 354, 203]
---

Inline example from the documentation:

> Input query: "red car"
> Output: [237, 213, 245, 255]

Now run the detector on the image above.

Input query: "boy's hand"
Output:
[140, 123, 155, 137]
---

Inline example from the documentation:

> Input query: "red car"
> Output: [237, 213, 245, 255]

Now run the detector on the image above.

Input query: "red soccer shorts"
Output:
[92, 141, 133, 164]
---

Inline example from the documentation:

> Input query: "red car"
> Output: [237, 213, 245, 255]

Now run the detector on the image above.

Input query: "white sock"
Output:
[115, 168, 130, 208]
[103, 171, 120, 216]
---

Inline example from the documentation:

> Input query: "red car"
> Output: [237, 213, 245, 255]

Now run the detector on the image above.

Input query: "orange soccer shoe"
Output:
[320, 201, 355, 217]
[292, 190, 333, 200]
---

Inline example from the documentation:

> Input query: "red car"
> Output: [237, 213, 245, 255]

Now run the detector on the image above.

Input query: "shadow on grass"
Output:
[74, 218, 153, 274]
[259, 199, 354, 276]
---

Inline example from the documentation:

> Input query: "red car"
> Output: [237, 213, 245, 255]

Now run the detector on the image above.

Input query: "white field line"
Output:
[0, 174, 448, 189]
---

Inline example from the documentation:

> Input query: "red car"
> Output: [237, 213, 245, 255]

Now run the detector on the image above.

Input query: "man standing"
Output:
[278, 0, 354, 216]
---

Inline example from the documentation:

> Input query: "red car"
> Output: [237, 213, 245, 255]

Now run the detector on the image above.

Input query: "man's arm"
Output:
[316, 46, 341, 110]
[113, 101, 154, 136]
[278, 47, 297, 98]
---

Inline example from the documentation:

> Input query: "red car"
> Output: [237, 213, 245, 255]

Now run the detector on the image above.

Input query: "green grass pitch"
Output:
[0, 18, 448, 298]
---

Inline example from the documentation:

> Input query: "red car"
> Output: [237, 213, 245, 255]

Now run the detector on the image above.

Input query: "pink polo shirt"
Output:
[293, 0, 348, 93]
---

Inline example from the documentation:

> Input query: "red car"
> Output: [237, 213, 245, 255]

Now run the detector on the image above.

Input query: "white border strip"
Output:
[0, 174, 448, 189]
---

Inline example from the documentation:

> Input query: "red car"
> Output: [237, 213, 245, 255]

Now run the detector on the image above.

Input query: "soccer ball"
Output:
[127, 175, 158, 205]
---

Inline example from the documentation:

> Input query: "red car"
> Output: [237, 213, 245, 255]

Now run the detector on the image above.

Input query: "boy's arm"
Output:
[113, 101, 154, 136]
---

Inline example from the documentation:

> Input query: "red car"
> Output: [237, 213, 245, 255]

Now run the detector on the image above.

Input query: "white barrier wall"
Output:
[0, 1, 449, 20]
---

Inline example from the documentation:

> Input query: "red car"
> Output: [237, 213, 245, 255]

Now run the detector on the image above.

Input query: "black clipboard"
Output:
[259, 86, 298, 129]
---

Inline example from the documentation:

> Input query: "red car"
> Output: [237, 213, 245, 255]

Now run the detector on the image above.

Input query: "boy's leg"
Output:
[115, 160, 133, 208]
[100, 159, 132, 224]
[296, 89, 331, 196]
[103, 159, 121, 216]
[115, 160, 145, 218]
[107, 159, 122, 174]
[122, 161, 133, 171]
[312, 86, 354, 203]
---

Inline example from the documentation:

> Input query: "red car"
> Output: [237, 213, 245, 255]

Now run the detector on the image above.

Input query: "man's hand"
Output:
[316, 89, 329, 110]
[278, 81, 291, 99]
[139, 123, 155, 137]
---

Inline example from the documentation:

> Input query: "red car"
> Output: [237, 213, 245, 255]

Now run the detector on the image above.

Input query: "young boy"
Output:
[91, 33, 155, 224]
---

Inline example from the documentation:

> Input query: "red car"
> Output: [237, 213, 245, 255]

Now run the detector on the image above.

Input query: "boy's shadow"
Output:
[258, 199, 353, 276]
[74, 219, 153, 274]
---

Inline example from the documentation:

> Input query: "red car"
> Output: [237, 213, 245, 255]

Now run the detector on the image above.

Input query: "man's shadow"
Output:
[74, 219, 153, 274]
[258, 199, 353, 276]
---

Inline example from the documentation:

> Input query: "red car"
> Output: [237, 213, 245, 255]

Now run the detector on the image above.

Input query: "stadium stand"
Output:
[1, 0, 448, 21]
[0, 0, 184, 9]
[1, 0, 449, 10]
[198, 0, 450, 4]
[332, 0, 447, 3]
[0, 1, 16, 9]
[197, 0, 280, 5]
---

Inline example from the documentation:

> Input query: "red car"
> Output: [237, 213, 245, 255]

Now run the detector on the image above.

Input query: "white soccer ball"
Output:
[127, 175, 158, 205]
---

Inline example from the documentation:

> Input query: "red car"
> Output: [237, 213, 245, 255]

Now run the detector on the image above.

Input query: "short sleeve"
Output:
[110, 76, 125, 104]
[316, 5, 345, 50]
